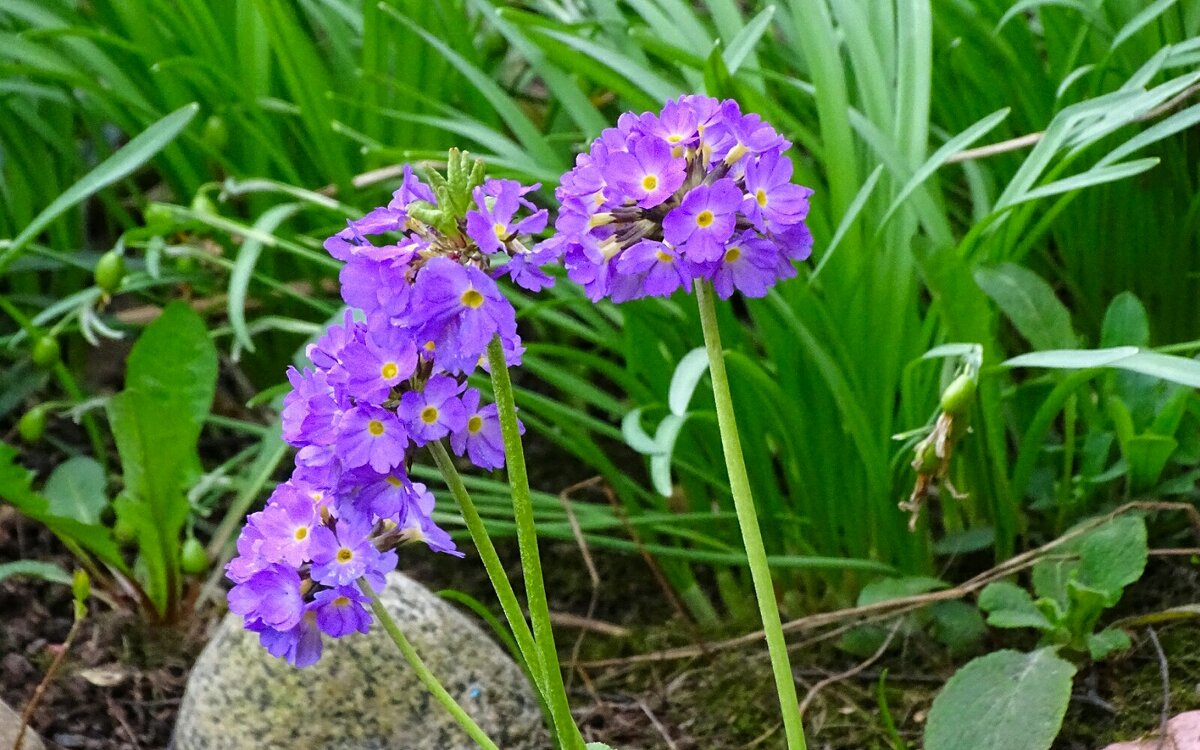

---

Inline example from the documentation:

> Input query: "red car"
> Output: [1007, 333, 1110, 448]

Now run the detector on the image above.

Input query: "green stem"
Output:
[486, 336, 585, 750]
[358, 578, 501, 750]
[427, 439, 547, 697]
[694, 281, 808, 750]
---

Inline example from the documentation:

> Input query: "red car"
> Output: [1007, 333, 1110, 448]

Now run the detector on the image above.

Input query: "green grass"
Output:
[2, 0, 1198, 624]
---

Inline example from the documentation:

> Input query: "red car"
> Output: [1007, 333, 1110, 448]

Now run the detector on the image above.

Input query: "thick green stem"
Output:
[694, 281, 808, 750]
[358, 578, 501, 750]
[486, 336, 585, 750]
[427, 439, 547, 696]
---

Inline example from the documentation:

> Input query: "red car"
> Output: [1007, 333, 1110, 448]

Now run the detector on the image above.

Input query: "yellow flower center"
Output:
[380, 361, 398, 379]
[293, 526, 308, 541]
[755, 188, 767, 207]
[460, 289, 484, 309]
[655, 249, 674, 263]
[367, 419, 385, 436]
[493, 222, 507, 238]
[667, 134, 683, 144]
[336, 547, 354, 563]
[724, 246, 742, 263]
[467, 415, 484, 434]
[424, 340, 436, 351]
[641, 174, 658, 191]
[696, 210, 714, 228]
[385, 475, 403, 487]
[420, 406, 440, 424]
[332, 596, 350, 607]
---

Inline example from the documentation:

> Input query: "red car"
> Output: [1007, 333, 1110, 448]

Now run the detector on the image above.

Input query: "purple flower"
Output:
[405, 258, 519, 372]
[225, 515, 267, 584]
[228, 564, 305, 631]
[256, 484, 319, 567]
[450, 389, 508, 470]
[336, 404, 407, 473]
[613, 239, 692, 301]
[398, 375, 467, 446]
[281, 367, 341, 448]
[339, 257, 414, 319]
[310, 518, 390, 587]
[663, 179, 742, 263]
[388, 164, 437, 211]
[311, 586, 372, 637]
[341, 322, 418, 403]
[402, 511, 464, 558]
[741, 150, 812, 230]
[711, 231, 794, 299]
[604, 137, 687, 208]
[465, 179, 548, 254]
[253, 615, 323, 668]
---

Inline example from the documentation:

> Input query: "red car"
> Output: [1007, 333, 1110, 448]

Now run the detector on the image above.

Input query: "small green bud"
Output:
[17, 406, 47, 442]
[143, 202, 174, 230]
[180, 537, 208, 574]
[175, 253, 197, 273]
[31, 336, 60, 368]
[113, 514, 137, 544]
[913, 439, 940, 474]
[190, 192, 219, 218]
[94, 250, 125, 293]
[71, 569, 91, 603]
[201, 114, 229, 152]
[940, 373, 977, 416]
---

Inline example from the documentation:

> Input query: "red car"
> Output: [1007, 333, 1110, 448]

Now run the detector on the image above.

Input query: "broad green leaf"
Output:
[924, 648, 1075, 750]
[1033, 515, 1147, 608]
[0, 103, 199, 271]
[975, 264, 1076, 351]
[0, 443, 127, 573]
[0, 560, 72, 586]
[1087, 628, 1132, 660]
[978, 581, 1054, 631]
[668, 347, 709, 417]
[1061, 580, 1110, 646]
[929, 600, 988, 654]
[108, 301, 218, 616]
[857, 575, 948, 606]
[43, 456, 107, 525]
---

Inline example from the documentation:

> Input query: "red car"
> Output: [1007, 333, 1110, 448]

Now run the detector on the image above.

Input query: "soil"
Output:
[4, 493, 1199, 750]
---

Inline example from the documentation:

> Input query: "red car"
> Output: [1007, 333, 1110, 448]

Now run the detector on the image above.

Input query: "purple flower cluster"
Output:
[227, 164, 544, 667]
[548, 95, 813, 302]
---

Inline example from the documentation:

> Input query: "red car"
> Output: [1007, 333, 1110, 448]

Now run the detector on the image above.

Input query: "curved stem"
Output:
[486, 336, 585, 750]
[695, 281, 808, 750]
[358, 578, 501, 750]
[427, 439, 546, 696]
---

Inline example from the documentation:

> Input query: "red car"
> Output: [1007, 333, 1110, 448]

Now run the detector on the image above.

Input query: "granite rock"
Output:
[174, 571, 549, 750]
[0, 696, 44, 750]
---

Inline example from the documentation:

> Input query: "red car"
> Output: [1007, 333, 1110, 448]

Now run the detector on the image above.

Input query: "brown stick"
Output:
[14, 616, 83, 750]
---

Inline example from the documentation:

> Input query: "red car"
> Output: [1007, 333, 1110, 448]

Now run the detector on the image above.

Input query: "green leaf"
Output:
[924, 648, 1076, 750]
[228, 203, 302, 354]
[858, 575, 948, 606]
[930, 600, 988, 654]
[722, 5, 775, 74]
[668, 347, 709, 417]
[1004, 348, 1200, 389]
[0, 560, 73, 586]
[108, 301, 218, 616]
[1061, 580, 1110, 646]
[43, 456, 108, 525]
[1087, 628, 1132, 660]
[1123, 434, 1177, 490]
[1032, 515, 1147, 608]
[1101, 292, 1150, 348]
[975, 264, 1076, 351]
[978, 581, 1055, 632]
[0, 443, 127, 573]
[0, 103, 199, 272]
[586, 744, 616, 750]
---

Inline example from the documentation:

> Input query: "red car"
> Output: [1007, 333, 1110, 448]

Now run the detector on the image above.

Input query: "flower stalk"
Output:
[358, 578, 500, 750]
[695, 279, 808, 750]
[486, 335, 586, 750]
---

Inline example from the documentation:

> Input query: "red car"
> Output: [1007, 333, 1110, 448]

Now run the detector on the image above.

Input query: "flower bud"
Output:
[939, 373, 976, 416]
[180, 537, 208, 574]
[31, 336, 60, 368]
[94, 250, 125, 293]
[71, 569, 91, 603]
[18, 405, 47, 442]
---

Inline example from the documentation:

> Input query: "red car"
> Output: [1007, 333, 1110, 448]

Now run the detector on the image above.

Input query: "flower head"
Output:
[548, 95, 813, 301]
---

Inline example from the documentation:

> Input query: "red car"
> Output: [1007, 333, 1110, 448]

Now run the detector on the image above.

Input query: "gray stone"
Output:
[174, 571, 549, 750]
[0, 696, 45, 750]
